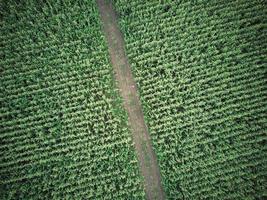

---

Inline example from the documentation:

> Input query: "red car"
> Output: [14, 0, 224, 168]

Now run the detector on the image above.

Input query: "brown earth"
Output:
[96, 0, 166, 199]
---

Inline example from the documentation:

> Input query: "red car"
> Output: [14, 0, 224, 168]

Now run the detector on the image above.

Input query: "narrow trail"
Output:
[97, 0, 165, 199]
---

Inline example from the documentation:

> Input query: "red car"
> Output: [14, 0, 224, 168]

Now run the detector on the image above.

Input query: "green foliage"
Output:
[113, 0, 267, 199]
[0, 0, 145, 199]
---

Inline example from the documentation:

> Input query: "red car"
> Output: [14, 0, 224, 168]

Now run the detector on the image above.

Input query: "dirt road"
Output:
[97, 0, 166, 199]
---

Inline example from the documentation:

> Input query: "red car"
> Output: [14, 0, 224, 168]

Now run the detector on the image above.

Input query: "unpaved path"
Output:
[97, 0, 165, 199]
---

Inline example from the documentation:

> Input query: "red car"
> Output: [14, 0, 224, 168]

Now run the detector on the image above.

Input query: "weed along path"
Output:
[97, 0, 165, 199]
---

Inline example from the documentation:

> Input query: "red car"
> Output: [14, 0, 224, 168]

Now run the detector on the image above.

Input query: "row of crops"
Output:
[0, 0, 145, 199]
[113, 0, 267, 199]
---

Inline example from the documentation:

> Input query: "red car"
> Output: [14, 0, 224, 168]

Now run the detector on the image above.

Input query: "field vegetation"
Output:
[113, 0, 267, 199]
[0, 0, 144, 199]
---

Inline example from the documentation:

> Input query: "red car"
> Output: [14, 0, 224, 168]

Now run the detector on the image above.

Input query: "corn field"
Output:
[0, 0, 144, 199]
[1, 0, 266, 199]
[113, 0, 267, 199]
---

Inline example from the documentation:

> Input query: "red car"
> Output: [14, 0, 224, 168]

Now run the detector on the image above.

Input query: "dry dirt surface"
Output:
[97, 0, 166, 199]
